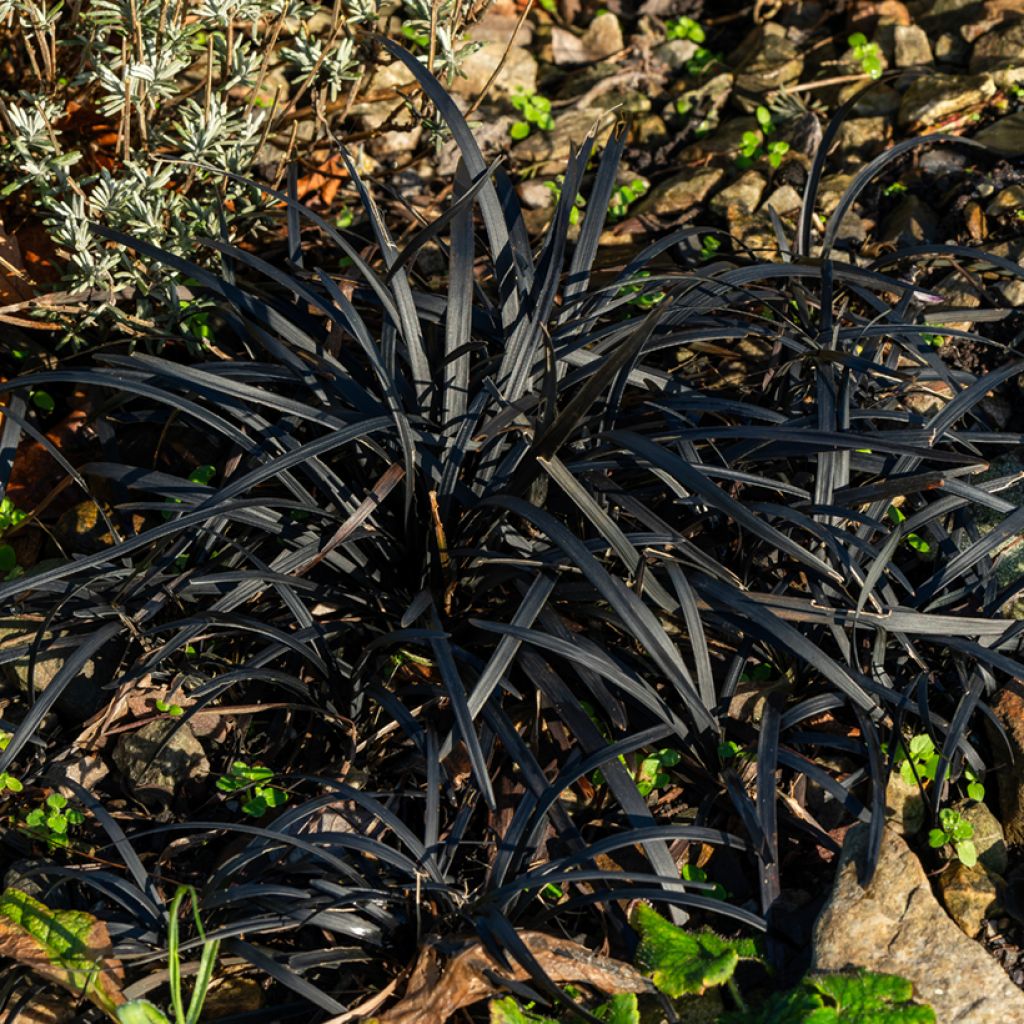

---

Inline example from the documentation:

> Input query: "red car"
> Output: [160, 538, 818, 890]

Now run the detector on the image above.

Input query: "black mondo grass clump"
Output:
[1, 44, 1023, 1020]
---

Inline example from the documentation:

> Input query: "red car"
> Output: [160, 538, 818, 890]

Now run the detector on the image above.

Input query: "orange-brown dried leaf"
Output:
[370, 932, 652, 1024]
[0, 889, 126, 1018]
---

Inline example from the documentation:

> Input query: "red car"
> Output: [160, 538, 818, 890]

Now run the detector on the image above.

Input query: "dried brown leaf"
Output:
[369, 931, 653, 1024]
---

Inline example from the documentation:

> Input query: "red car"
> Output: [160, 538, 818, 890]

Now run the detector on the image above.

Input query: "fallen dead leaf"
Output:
[0, 888, 126, 1019]
[367, 931, 654, 1024]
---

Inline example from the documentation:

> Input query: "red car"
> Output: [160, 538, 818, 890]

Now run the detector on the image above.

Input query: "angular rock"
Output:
[971, 20, 1024, 74]
[986, 183, 1024, 216]
[813, 823, 1024, 1024]
[898, 72, 996, 127]
[0, 618, 110, 722]
[934, 30, 971, 64]
[885, 775, 925, 836]
[513, 108, 616, 168]
[894, 24, 934, 66]
[654, 38, 699, 72]
[973, 111, 1024, 154]
[636, 167, 724, 217]
[880, 194, 939, 246]
[957, 798, 1008, 876]
[449, 44, 537, 99]
[761, 184, 803, 217]
[936, 859, 1001, 937]
[710, 170, 767, 219]
[551, 13, 623, 65]
[677, 116, 760, 164]
[732, 23, 803, 95]
[837, 116, 891, 168]
[113, 719, 209, 805]
[837, 82, 902, 116]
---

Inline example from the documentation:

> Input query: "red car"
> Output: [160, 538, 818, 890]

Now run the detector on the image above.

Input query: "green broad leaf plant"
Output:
[928, 807, 978, 868]
[216, 760, 289, 817]
[510, 89, 555, 140]
[495, 906, 935, 1023]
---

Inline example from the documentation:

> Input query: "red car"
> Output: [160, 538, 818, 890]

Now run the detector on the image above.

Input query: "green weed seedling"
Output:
[896, 733, 940, 787]
[686, 45, 721, 77]
[635, 748, 681, 797]
[216, 761, 289, 817]
[681, 863, 727, 900]
[489, 992, 638, 1023]
[155, 698, 184, 718]
[617, 271, 666, 310]
[887, 504, 931, 555]
[965, 767, 985, 803]
[755, 106, 774, 135]
[666, 15, 705, 43]
[25, 792, 85, 847]
[848, 33, 883, 79]
[608, 179, 648, 221]
[510, 89, 554, 140]
[545, 176, 586, 225]
[884, 181, 908, 196]
[928, 807, 977, 867]
[0, 496, 28, 580]
[765, 140, 789, 169]
[700, 235, 722, 261]
[116, 885, 221, 1024]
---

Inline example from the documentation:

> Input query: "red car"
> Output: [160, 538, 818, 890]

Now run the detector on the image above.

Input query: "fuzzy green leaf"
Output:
[0, 888, 126, 1014]
[805, 971, 936, 1023]
[489, 997, 559, 1024]
[632, 903, 761, 997]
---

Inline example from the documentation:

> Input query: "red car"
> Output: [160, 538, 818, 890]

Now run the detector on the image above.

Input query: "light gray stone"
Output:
[513, 108, 616, 168]
[895, 24, 934, 66]
[449, 44, 537, 99]
[898, 72, 996, 127]
[971, 21, 1024, 74]
[113, 719, 209, 805]
[711, 170, 767, 219]
[936, 859, 1001, 937]
[813, 823, 1024, 1024]
[636, 167, 724, 217]
[654, 38, 699, 72]
[974, 111, 1024, 154]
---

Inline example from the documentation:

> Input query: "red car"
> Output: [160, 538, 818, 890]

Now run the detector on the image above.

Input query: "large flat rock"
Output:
[813, 823, 1024, 1024]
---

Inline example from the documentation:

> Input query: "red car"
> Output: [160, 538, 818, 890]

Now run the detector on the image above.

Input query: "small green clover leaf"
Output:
[608, 179, 648, 221]
[887, 505, 931, 555]
[631, 903, 761, 997]
[767, 140, 790, 169]
[848, 33, 883, 79]
[965, 767, 985, 803]
[0, 772, 22, 794]
[216, 761, 289, 817]
[510, 90, 554, 140]
[31, 389, 55, 413]
[665, 15, 705, 43]
[896, 733, 940, 787]
[635, 748, 680, 797]
[928, 808, 977, 867]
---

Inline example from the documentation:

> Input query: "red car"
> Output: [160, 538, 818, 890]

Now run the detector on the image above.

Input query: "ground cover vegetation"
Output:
[0, 0, 1023, 1021]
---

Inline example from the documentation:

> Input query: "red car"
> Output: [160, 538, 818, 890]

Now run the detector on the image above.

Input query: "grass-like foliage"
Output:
[0, 46, 1021, 1019]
